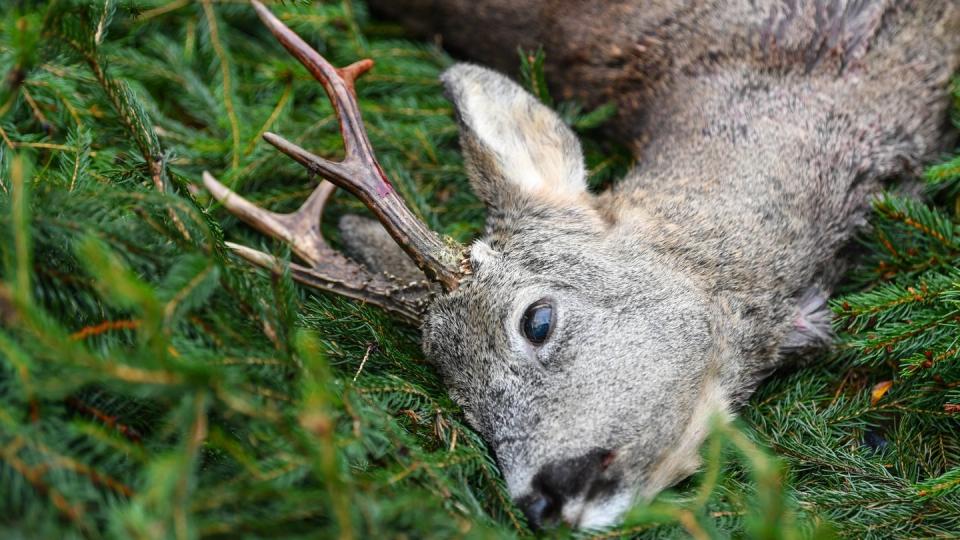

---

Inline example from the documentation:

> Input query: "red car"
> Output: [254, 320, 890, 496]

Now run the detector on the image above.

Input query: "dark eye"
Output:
[521, 300, 554, 345]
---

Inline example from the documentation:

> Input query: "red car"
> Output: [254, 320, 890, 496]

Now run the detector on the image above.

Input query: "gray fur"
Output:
[338, 214, 425, 283]
[347, 0, 960, 529]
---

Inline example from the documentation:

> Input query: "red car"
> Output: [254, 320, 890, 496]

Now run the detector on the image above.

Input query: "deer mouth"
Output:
[516, 482, 633, 530]
[563, 489, 635, 530]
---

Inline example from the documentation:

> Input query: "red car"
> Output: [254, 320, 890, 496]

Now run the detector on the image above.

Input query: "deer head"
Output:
[206, 1, 757, 530]
[423, 65, 736, 529]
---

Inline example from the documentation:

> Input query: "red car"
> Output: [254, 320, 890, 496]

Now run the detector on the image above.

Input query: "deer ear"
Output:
[441, 63, 587, 206]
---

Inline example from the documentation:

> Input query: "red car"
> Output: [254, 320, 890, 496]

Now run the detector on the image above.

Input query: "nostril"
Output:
[518, 490, 561, 530]
[600, 449, 617, 470]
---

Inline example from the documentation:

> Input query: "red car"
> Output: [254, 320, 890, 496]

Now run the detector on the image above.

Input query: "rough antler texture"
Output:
[203, 174, 431, 323]
[203, 0, 466, 322]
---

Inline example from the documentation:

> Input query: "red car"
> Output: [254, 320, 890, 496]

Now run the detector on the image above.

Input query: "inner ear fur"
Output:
[441, 63, 588, 207]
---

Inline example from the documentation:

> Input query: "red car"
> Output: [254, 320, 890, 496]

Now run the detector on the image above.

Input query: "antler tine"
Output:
[203, 171, 430, 323]
[250, 0, 465, 291]
[225, 241, 427, 324]
[203, 171, 333, 268]
[251, 0, 372, 159]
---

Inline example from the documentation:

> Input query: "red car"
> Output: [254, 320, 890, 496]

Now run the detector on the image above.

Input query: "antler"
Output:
[203, 0, 467, 322]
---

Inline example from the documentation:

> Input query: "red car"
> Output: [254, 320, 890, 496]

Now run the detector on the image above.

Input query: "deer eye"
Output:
[521, 300, 554, 345]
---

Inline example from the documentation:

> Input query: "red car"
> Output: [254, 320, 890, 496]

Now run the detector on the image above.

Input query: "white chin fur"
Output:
[563, 491, 634, 530]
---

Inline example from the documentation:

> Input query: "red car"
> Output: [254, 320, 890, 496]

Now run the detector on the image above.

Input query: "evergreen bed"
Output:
[0, 2, 958, 537]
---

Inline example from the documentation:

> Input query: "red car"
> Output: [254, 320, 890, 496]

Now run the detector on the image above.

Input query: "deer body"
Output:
[209, 1, 960, 530]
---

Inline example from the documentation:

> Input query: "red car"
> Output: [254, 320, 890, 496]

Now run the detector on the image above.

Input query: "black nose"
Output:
[518, 490, 559, 530]
[518, 448, 616, 529]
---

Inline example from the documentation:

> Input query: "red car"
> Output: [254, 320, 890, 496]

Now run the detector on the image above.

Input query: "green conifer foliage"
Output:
[0, 1, 957, 538]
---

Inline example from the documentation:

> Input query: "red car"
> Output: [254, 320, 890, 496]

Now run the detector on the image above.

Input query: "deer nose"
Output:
[518, 448, 616, 529]
[518, 490, 559, 530]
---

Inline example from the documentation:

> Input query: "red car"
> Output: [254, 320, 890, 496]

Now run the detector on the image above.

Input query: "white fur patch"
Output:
[469, 240, 500, 268]
[572, 491, 635, 530]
